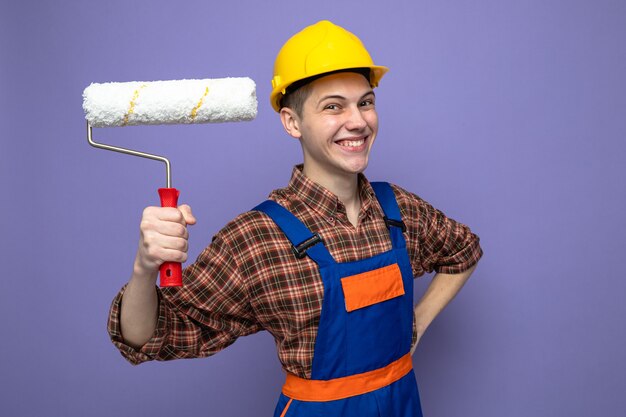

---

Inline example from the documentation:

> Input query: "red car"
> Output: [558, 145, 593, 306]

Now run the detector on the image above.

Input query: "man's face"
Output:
[287, 72, 378, 183]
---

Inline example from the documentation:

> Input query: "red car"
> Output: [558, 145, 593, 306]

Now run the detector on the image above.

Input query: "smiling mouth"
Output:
[335, 137, 366, 148]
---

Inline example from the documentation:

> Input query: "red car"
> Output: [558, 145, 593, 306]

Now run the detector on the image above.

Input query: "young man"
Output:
[108, 20, 482, 417]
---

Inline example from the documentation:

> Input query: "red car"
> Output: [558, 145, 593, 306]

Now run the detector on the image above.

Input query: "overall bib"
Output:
[254, 182, 423, 417]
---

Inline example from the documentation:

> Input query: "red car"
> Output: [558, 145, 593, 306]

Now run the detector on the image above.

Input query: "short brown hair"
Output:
[280, 82, 315, 118]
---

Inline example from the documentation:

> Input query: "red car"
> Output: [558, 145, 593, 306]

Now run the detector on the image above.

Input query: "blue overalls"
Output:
[254, 182, 423, 417]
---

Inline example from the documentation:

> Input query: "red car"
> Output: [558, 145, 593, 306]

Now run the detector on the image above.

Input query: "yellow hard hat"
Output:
[270, 20, 389, 112]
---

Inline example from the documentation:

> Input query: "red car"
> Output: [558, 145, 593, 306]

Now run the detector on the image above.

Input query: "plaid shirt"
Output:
[108, 165, 482, 378]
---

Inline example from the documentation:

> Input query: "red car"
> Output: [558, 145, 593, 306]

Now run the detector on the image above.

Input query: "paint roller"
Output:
[83, 77, 257, 287]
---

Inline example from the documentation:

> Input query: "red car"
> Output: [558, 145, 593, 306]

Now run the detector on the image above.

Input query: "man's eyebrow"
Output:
[361, 90, 376, 99]
[317, 94, 346, 104]
[317, 90, 376, 105]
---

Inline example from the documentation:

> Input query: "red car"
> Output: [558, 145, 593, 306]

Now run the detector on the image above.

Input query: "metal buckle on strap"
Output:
[383, 216, 407, 232]
[292, 233, 323, 259]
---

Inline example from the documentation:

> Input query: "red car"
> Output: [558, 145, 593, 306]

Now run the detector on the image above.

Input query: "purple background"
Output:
[1, 1, 625, 416]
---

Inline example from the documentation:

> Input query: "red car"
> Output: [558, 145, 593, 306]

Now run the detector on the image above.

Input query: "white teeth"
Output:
[337, 139, 365, 147]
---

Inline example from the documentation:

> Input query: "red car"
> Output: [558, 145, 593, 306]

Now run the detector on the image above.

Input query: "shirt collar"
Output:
[287, 165, 378, 223]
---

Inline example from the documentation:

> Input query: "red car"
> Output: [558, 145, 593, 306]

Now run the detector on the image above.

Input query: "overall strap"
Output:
[371, 182, 407, 249]
[252, 200, 335, 266]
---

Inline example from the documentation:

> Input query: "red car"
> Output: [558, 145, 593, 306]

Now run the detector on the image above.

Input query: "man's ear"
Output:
[279, 107, 302, 139]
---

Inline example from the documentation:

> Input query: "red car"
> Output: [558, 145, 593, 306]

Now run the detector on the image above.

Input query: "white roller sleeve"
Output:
[83, 77, 257, 127]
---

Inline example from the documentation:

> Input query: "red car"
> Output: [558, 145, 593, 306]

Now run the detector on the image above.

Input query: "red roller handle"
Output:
[158, 188, 183, 287]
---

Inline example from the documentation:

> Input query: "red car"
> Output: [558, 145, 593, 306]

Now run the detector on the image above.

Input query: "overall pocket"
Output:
[340, 263, 405, 312]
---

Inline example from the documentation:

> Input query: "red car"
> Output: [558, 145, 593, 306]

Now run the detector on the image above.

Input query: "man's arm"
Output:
[120, 204, 196, 349]
[411, 264, 477, 354]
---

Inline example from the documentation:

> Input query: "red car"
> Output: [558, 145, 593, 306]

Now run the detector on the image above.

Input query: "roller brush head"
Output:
[83, 77, 257, 127]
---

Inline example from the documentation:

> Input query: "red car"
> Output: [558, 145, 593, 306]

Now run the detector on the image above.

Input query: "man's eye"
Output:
[360, 99, 374, 107]
[325, 104, 339, 110]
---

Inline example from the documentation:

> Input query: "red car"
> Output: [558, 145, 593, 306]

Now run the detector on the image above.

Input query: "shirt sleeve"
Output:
[107, 232, 262, 365]
[392, 184, 483, 276]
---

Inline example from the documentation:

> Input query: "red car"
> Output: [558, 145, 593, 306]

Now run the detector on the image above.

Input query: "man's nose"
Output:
[345, 106, 367, 130]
